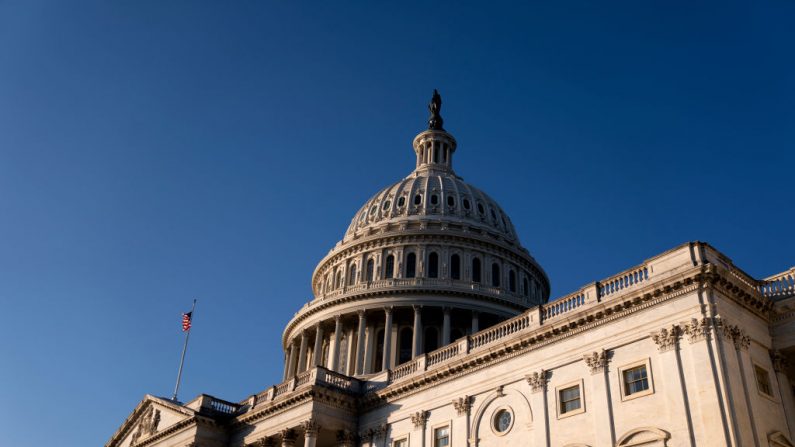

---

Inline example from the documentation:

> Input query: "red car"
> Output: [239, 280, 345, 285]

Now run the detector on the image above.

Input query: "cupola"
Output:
[412, 90, 457, 173]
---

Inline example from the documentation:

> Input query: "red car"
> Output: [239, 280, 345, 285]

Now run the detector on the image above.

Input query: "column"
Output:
[772, 351, 795, 440]
[442, 307, 451, 345]
[345, 327, 356, 376]
[363, 324, 374, 374]
[355, 310, 367, 375]
[584, 350, 615, 446]
[297, 331, 309, 373]
[651, 325, 695, 446]
[471, 311, 479, 334]
[312, 323, 324, 367]
[286, 342, 298, 379]
[526, 370, 549, 447]
[330, 315, 342, 371]
[383, 307, 394, 370]
[282, 348, 291, 380]
[412, 305, 423, 358]
[281, 429, 296, 447]
[302, 420, 320, 447]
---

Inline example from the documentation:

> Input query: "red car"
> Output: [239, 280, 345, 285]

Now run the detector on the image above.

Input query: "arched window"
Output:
[472, 258, 481, 283]
[428, 252, 439, 278]
[523, 278, 529, 297]
[405, 252, 416, 278]
[337, 335, 348, 373]
[348, 264, 357, 285]
[398, 327, 413, 364]
[491, 263, 501, 287]
[414, 194, 422, 205]
[335, 270, 343, 288]
[450, 254, 461, 280]
[509, 270, 516, 292]
[366, 259, 374, 282]
[384, 255, 395, 279]
[373, 329, 385, 372]
[424, 327, 439, 353]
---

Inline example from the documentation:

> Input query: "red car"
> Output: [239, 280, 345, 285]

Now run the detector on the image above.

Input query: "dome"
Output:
[282, 91, 550, 379]
[344, 171, 519, 244]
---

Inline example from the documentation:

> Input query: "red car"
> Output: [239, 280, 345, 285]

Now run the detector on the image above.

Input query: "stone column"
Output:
[526, 370, 549, 447]
[383, 307, 394, 370]
[471, 311, 479, 334]
[651, 325, 695, 446]
[282, 347, 291, 380]
[281, 429, 296, 447]
[772, 350, 795, 440]
[412, 305, 423, 358]
[286, 342, 298, 379]
[312, 323, 324, 367]
[345, 327, 356, 376]
[297, 331, 309, 373]
[442, 307, 451, 345]
[302, 419, 320, 447]
[356, 311, 367, 375]
[363, 324, 374, 374]
[584, 350, 615, 446]
[330, 315, 343, 372]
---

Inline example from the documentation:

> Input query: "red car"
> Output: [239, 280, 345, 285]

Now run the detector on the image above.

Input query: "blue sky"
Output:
[0, 1, 793, 445]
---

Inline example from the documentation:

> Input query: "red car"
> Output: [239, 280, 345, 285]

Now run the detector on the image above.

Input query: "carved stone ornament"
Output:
[683, 317, 712, 343]
[301, 419, 320, 437]
[279, 429, 296, 447]
[583, 350, 610, 374]
[130, 406, 161, 446]
[336, 429, 356, 447]
[771, 350, 789, 373]
[453, 396, 472, 416]
[525, 369, 548, 393]
[714, 317, 751, 351]
[248, 437, 275, 447]
[651, 325, 680, 352]
[411, 410, 429, 429]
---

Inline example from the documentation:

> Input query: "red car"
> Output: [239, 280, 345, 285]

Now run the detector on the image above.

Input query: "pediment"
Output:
[105, 395, 196, 447]
[617, 427, 670, 447]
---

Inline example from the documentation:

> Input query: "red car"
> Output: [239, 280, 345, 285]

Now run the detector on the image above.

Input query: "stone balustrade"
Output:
[760, 268, 795, 300]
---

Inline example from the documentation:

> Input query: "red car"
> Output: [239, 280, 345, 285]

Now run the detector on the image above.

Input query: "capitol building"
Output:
[108, 93, 795, 447]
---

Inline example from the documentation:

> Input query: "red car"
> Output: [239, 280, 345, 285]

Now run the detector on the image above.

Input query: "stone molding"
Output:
[651, 325, 680, 352]
[525, 369, 548, 393]
[411, 410, 429, 429]
[771, 350, 788, 372]
[453, 396, 472, 416]
[583, 350, 610, 374]
[682, 316, 751, 350]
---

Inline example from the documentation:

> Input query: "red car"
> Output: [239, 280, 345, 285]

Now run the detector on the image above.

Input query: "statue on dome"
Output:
[428, 89, 444, 130]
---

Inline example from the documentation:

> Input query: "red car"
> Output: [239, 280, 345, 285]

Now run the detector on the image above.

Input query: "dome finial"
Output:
[428, 89, 444, 130]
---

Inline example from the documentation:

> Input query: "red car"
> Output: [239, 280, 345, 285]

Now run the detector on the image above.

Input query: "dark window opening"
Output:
[491, 263, 500, 287]
[450, 254, 461, 280]
[405, 253, 416, 278]
[385, 255, 395, 279]
[472, 258, 481, 283]
[428, 252, 439, 278]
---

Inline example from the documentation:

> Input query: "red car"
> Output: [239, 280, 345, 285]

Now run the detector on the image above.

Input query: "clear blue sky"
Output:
[0, 1, 793, 445]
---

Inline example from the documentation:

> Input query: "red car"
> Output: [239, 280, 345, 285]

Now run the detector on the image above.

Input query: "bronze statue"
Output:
[428, 89, 444, 130]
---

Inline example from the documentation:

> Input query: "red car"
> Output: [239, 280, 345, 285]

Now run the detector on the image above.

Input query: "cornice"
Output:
[233, 386, 357, 427]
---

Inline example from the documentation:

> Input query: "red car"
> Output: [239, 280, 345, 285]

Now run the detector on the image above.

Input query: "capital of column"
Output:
[279, 429, 296, 447]
[301, 419, 320, 437]
[384, 306, 394, 315]
[583, 349, 610, 374]
[525, 369, 548, 393]
[358, 310, 366, 320]
[442, 306, 452, 314]
[413, 305, 423, 313]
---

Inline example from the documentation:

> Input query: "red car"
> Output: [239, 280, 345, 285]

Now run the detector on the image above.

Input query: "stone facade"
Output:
[106, 96, 795, 447]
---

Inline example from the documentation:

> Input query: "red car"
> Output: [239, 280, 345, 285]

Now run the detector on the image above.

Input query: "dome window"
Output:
[472, 258, 481, 283]
[477, 203, 485, 215]
[405, 253, 417, 278]
[414, 194, 422, 205]
[428, 252, 439, 278]
[382, 200, 391, 211]
[385, 255, 395, 279]
[509, 270, 516, 292]
[447, 195, 455, 208]
[463, 199, 471, 210]
[491, 263, 501, 287]
[370, 205, 378, 216]
[397, 197, 406, 207]
[490, 209, 497, 220]
[366, 259, 374, 282]
[450, 254, 461, 280]
[430, 194, 439, 205]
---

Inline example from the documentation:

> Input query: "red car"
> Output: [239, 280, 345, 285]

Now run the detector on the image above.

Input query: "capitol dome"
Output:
[281, 91, 550, 380]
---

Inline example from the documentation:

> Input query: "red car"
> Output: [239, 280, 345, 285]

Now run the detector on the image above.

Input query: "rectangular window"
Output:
[559, 385, 581, 414]
[393, 438, 407, 447]
[434, 426, 450, 447]
[623, 365, 650, 396]
[755, 365, 773, 396]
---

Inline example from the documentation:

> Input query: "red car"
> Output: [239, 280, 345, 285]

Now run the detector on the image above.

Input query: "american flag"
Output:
[181, 312, 192, 332]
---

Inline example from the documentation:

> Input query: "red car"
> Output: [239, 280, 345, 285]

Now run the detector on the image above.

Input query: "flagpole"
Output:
[172, 299, 196, 402]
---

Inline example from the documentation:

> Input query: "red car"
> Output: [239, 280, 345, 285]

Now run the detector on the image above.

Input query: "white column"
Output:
[442, 307, 451, 345]
[584, 350, 615, 446]
[471, 311, 479, 334]
[297, 331, 309, 373]
[412, 305, 423, 358]
[363, 323, 373, 374]
[303, 420, 319, 447]
[330, 315, 342, 371]
[383, 307, 394, 370]
[355, 311, 367, 375]
[312, 323, 324, 367]
[286, 342, 298, 379]
[345, 327, 356, 376]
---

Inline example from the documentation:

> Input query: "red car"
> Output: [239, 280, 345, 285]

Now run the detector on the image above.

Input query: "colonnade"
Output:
[283, 306, 491, 380]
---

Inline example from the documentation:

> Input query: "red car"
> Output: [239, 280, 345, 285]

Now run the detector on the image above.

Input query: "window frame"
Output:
[556, 379, 585, 419]
[431, 421, 451, 447]
[754, 362, 775, 400]
[490, 405, 515, 437]
[392, 436, 409, 447]
[618, 358, 654, 401]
